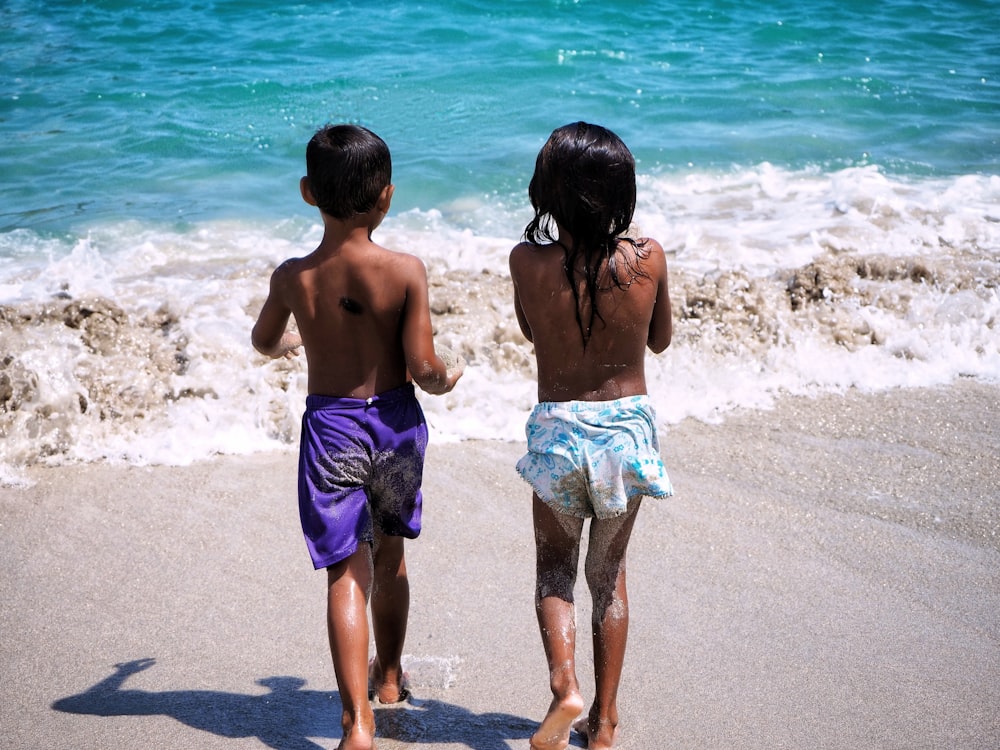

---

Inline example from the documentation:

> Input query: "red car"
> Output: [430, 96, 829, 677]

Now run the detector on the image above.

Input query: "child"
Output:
[509, 122, 674, 750]
[252, 124, 462, 750]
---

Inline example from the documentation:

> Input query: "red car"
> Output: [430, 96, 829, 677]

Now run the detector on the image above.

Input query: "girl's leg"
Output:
[369, 531, 410, 703]
[578, 498, 642, 749]
[327, 546, 376, 750]
[531, 493, 587, 750]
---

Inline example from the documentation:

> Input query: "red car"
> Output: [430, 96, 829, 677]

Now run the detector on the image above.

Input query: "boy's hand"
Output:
[276, 332, 302, 359]
[410, 346, 464, 395]
[438, 346, 465, 381]
[438, 346, 465, 393]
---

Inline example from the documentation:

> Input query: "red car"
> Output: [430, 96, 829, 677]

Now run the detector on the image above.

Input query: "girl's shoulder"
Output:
[510, 240, 563, 267]
[620, 236, 666, 267]
[620, 235, 662, 253]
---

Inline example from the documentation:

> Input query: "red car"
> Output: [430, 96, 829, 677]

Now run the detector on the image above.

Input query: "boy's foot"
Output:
[337, 711, 377, 750]
[367, 656, 411, 704]
[336, 724, 375, 750]
[572, 716, 620, 750]
[530, 693, 585, 749]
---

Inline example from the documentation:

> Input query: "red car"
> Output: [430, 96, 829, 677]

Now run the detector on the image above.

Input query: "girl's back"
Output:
[509, 121, 671, 403]
[510, 235, 670, 402]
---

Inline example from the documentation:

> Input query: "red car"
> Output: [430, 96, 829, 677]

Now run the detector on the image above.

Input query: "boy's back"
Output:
[266, 235, 436, 399]
[252, 123, 454, 399]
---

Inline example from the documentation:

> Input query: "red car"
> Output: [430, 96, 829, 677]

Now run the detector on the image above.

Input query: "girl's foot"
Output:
[530, 692, 585, 749]
[572, 714, 620, 750]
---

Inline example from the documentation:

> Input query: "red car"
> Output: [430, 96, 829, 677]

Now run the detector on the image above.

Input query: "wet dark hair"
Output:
[305, 124, 391, 220]
[523, 121, 648, 344]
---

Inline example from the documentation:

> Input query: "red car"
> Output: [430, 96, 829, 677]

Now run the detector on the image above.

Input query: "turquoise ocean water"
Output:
[3, 0, 998, 230]
[1, 0, 998, 471]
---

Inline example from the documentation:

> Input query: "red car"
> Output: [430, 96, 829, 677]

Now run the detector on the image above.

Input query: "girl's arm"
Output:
[645, 240, 672, 353]
[509, 244, 534, 343]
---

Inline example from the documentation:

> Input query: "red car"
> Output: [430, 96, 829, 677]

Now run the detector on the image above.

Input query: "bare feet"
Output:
[572, 715, 620, 750]
[337, 722, 376, 750]
[335, 705, 376, 750]
[530, 692, 585, 750]
[367, 656, 411, 704]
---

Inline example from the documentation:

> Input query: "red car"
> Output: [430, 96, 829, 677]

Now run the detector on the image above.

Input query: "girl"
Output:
[509, 122, 674, 750]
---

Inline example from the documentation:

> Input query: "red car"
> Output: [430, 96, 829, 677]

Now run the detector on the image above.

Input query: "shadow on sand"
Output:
[53, 658, 539, 749]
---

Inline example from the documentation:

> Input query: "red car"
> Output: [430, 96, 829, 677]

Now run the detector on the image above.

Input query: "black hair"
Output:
[523, 121, 649, 345]
[305, 124, 392, 220]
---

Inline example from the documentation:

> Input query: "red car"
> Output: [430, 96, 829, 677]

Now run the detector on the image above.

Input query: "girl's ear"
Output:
[300, 176, 317, 206]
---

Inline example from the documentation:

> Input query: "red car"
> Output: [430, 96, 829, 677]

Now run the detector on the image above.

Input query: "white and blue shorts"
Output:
[516, 395, 674, 519]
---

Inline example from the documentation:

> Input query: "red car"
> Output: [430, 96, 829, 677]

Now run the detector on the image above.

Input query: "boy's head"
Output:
[304, 125, 392, 220]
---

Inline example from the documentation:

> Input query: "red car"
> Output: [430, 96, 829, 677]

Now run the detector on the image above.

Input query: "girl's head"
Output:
[525, 121, 637, 256]
[523, 122, 647, 345]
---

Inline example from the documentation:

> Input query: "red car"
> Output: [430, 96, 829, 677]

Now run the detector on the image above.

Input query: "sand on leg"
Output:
[327, 546, 377, 750]
[577, 498, 641, 749]
[368, 531, 411, 704]
[531, 494, 587, 750]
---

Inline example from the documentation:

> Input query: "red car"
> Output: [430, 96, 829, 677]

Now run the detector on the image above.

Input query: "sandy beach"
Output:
[2, 381, 998, 749]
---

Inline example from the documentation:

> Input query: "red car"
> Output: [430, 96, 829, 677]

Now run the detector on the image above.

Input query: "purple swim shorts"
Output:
[297, 382, 427, 569]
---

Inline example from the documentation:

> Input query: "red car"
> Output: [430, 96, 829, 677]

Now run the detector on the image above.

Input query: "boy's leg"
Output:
[577, 498, 642, 750]
[327, 546, 376, 750]
[531, 493, 587, 750]
[369, 530, 410, 703]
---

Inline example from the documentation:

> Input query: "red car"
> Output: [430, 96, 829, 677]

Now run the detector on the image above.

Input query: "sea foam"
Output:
[1, 166, 997, 475]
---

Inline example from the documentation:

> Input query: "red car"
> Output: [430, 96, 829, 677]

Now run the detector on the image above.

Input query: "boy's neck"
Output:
[318, 210, 382, 248]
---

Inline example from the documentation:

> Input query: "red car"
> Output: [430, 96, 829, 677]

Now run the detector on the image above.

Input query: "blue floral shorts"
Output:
[516, 396, 673, 519]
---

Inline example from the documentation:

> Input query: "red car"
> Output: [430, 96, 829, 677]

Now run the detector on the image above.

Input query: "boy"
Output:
[252, 124, 461, 750]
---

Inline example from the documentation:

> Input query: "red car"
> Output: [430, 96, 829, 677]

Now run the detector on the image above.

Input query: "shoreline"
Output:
[2, 380, 998, 748]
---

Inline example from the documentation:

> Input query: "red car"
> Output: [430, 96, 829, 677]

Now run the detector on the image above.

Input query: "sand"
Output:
[1, 381, 998, 749]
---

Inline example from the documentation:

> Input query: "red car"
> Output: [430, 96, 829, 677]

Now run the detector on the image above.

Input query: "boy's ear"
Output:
[378, 184, 395, 213]
[300, 176, 317, 206]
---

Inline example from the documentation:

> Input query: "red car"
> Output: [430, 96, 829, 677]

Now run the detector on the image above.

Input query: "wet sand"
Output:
[2, 381, 998, 749]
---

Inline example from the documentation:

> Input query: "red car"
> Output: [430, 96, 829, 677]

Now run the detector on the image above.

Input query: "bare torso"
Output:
[288, 244, 411, 397]
[509, 237, 671, 403]
[255, 232, 442, 399]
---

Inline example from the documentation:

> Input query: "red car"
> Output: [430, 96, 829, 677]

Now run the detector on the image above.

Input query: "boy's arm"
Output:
[401, 257, 460, 395]
[251, 264, 302, 359]
[644, 239, 672, 354]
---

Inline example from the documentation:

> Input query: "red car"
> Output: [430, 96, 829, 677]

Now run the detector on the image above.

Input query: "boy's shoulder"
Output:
[325, 240, 430, 294]
[364, 241, 427, 277]
[268, 254, 308, 284]
[278, 239, 422, 270]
